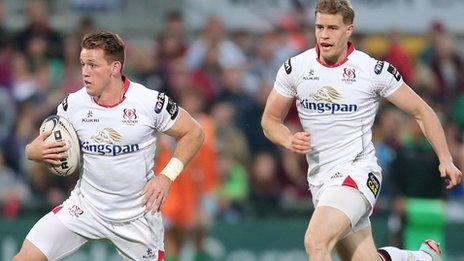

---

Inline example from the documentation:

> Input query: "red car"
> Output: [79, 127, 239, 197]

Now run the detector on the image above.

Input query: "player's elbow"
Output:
[261, 114, 274, 139]
[191, 121, 205, 146]
[412, 102, 435, 122]
[261, 114, 269, 132]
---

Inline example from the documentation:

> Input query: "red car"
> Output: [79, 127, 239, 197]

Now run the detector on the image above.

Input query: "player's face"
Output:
[315, 13, 353, 64]
[80, 48, 113, 97]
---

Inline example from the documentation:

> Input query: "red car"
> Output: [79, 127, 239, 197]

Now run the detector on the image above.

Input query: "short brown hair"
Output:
[315, 0, 355, 25]
[81, 31, 125, 67]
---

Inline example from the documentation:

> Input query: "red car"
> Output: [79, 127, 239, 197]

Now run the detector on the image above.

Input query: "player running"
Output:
[261, 0, 461, 260]
[14, 31, 204, 261]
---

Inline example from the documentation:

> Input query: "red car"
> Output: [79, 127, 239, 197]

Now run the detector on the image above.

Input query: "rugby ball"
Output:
[39, 115, 81, 176]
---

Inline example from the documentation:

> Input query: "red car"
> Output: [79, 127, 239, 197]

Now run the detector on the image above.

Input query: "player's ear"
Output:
[111, 61, 122, 75]
[346, 24, 354, 38]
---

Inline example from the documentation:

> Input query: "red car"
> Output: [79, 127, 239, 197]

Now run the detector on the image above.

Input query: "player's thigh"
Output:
[305, 205, 351, 250]
[306, 185, 370, 248]
[335, 226, 378, 261]
[111, 212, 165, 260]
[14, 240, 47, 261]
[20, 212, 87, 261]
[317, 186, 370, 231]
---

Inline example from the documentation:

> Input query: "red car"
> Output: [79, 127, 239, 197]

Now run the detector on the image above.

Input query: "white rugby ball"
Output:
[39, 115, 81, 176]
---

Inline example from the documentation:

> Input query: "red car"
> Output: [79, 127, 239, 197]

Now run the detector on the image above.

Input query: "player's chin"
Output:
[320, 51, 335, 60]
[84, 86, 96, 96]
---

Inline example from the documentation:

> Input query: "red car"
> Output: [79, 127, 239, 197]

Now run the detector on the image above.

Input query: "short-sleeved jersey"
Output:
[57, 77, 179, 222]
[274, 44, 403, 185]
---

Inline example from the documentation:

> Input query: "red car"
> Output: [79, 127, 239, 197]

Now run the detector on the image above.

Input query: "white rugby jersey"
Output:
[57, 77, 179, 222]
[274, 43, 404, 185]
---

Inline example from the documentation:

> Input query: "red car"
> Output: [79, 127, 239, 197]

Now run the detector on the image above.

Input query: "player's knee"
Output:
[304, 231, 328, 255]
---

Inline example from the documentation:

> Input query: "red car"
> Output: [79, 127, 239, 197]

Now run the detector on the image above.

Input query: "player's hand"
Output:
[286, 132, 311, 154]
[439, 161, 462, 189]
[141, 174, 172, 214]
[25, 131, 68, 165]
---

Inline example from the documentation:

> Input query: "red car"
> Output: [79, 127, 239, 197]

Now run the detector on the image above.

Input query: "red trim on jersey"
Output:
[158, 250, 165, 261]
[94, 76, 131, 108]
[425, 240, 441, 255]
[377, 249, 391, 261]
[52, 205, 63, 214]
[342, 175, 358, 189]
[316, 42, 354, 68]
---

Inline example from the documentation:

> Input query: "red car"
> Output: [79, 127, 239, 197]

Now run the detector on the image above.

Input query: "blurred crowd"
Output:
[1, 0, 464, 238]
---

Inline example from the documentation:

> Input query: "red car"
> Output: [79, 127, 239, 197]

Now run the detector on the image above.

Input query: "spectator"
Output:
[388, 117, 447, 246]
[211, 101, 250, 165]
[429, 33, 464, 103]
[0, 150, 30, 218]
[386, 30, 414, 85]
[0, 88, 16, 149]
[186, 16, 246, 71]
[216, 150, 248, 221]
[0, 2, 12, 89]
[74, 16, 95, 41]
[15, 1, 64, 60]
[156, 88, 219, 261]
[249, 152, 281, 216]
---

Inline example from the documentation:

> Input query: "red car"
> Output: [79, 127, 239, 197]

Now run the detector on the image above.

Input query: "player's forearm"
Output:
[415, 106, 453, 163]
[261, 116, 293, 150]
[171, 122, 205, 166]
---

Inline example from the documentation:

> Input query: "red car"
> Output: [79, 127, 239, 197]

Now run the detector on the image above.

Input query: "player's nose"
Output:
[319, 27, 330, 38]
[320, 30, 329, 39]
[81, 65, 90, 77]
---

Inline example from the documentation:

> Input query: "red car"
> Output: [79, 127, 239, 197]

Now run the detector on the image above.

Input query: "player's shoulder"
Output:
[67, 87, 87, 99]
[60, 87, 87, 112]
[350, 49, 378, 68]
[350, 50, 395, 76]
[350, 50, 403, 88]
[294, 48, 317, 61]
[126, 80, 161, 101]
[125, 80, 172, 114]
[281, 48, 316, 75]
[288, 48, 317, 65]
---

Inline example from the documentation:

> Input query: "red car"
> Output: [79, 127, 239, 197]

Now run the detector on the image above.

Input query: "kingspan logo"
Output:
[299, 86, 358, 114]
[81, 128, 140, 156]
[91, 128, 122, 144]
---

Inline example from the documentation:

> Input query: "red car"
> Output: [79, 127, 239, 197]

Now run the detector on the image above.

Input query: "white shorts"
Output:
[26, 191, 165, 261]
[315, 185, 371, 236]
[310, 163, 382, 235]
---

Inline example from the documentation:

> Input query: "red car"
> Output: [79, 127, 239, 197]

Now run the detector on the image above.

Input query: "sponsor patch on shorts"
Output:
[366, 172, 380, 197]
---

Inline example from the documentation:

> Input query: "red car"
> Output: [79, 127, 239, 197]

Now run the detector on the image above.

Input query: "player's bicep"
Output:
[153, 93, 180, 132]
[262, 89, 294, 123]
[386, 83, 430, 118]
[372, 61, 403, 97]
[163, 108, 199, 139]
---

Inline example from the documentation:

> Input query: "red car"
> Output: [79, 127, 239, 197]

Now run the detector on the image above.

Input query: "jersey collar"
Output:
[316, 42, 355, 68]
[94, 76, 130, 108]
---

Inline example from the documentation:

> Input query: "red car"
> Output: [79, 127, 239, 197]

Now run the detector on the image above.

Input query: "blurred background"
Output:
[0, 0, 464, 260]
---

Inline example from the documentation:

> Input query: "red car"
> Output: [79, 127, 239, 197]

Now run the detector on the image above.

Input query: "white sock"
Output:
[378, 246, 432, 261]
